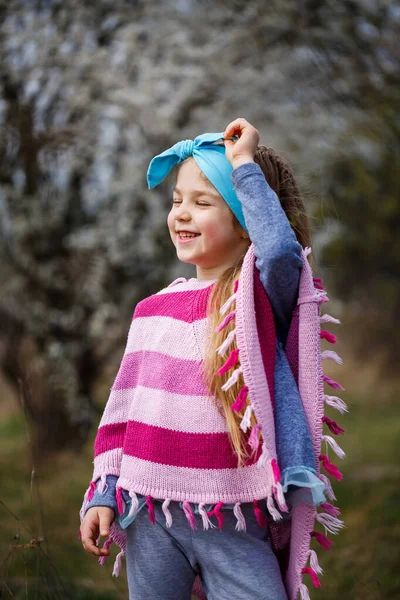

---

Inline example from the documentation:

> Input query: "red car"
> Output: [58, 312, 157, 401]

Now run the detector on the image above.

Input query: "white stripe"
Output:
[125, 315, 210, 361]
[100, 386, 228, 433]
[118, 455, 274, 504]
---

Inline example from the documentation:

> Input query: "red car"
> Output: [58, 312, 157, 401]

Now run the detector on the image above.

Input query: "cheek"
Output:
[167, 211, 175, 232]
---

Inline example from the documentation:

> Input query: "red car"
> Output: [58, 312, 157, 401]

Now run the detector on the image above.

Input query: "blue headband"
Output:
[146, 131, 248, 232]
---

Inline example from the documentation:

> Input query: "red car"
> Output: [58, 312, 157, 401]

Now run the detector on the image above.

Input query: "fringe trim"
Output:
[239, 404, 253, 432]
[266, 496, 282, 522]
[324, 394, 349, 414]
[220, 292, 237, 315]
[302, 567, 322, 588]
[162, 498, 173, 527]
[309, 549, 324, 575]
[322, 435, 346, 459]
[127, 491, 139, 519]
[319, 454, 344, 480]
[216, 328, 237, 356]
[256, 442, 270, 467]
[248, 423, 262, 450]
[320, 313, 341, 325]
[182, 500, 197, 530]
[217, 348, 239, 376]
[145, 495, 156, 524]
[112, 549, 125, 577]
[322, 415, 345, 435]
[253, 499, 267, 527]
[116, 486, 125, 515]
[199, 503, 216, 530]
[320, 502, 341, 517]
[207, 502, 224, 530]
[215, 310, 236, 332]
[318, 473, 337, 502]
[322, 374, 345, 391]
[221, 366, 243, 391]
[316, 512, 344, 535]
[233, 502, 246, 531]
[321, 350, 343, 365]
[230, 385, 248, 412]
[311, 530, 334, 551]
[299, 583, 311, 600]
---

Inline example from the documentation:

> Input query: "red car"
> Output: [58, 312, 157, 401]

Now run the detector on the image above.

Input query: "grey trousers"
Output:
[125, 498, 288, 600]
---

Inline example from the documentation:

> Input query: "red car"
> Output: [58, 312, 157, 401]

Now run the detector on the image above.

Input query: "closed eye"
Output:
[172, 199, 210, 206]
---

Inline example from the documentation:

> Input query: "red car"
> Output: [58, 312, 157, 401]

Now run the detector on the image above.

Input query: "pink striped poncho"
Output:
[81, 244, 347, 600]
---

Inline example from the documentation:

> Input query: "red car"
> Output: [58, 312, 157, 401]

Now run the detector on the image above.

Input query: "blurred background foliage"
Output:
[0, 1, 399, 599]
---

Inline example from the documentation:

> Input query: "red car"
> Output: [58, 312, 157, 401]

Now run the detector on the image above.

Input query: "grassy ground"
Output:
[1, 358, 399, 599]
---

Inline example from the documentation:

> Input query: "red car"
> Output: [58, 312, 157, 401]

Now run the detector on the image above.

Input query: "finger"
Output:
[81, 521, 101, 556]
[99, 513, 112, 537]
[224, 117, 249, 138]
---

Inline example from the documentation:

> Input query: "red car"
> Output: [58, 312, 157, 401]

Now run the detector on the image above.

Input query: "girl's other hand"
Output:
[223, 117, 259, 169]
[80, 506, 115, 556]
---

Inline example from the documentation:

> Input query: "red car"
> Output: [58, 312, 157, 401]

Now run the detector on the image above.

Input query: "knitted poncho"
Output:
[80, 243, 347, 600]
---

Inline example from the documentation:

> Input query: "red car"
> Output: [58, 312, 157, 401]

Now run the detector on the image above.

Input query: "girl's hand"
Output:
[80, 506, 115, 557]
[223, 118, 260, 169]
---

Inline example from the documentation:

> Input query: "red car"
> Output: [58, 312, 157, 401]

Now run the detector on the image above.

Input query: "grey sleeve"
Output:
[84, 475, 118, 516]
[231, 162, 303, 344]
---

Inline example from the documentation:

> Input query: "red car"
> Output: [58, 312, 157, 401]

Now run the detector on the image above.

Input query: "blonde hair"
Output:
[175, 148, 311, 467]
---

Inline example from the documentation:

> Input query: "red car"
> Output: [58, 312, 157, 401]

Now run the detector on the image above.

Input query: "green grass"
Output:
[1, 387, 399, 599]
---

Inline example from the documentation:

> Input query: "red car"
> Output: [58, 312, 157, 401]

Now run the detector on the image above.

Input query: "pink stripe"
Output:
[112, 351, 209, 395]
[253, 265, 276, 408]
[95, 422, 127, 457]
[123, 419, 262, 469]
[134, 286, 213, 322]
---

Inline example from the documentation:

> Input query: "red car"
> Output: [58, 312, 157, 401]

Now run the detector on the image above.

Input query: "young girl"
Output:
[80, 118, 345, 600]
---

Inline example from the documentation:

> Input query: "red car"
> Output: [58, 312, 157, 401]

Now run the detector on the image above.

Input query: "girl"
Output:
[80, 118, 345, 600]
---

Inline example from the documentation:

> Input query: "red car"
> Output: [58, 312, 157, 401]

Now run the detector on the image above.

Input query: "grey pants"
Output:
[125, 498, 288, 600]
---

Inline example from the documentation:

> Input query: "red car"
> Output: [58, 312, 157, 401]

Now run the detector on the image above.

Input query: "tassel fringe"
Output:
[116, 486, 125, 515]
[324, 394, 348, 414]
[322, 374, 345, 391]
[230, 385, 248, 412]
[320, 330, 338, 344]
[253, 500, 267, 527]
[215, 310, 236, 333]
[127, 491, 139, 519]
[248, 423, 262, 450]
[320, 502, 341, 517]
[162, 498, 173, 528]
[220, 292, 237, 315]
[316, 512, 344, 535]
[322, 415, 345, 435]
[299, 583, 311, 600]
[319, 454, 343, 480]
[221, 366, 243, 391]
[182, 500, 197, 530]
[322, 435, 346, 459]
[207, 502, 224, 530]
[112, 550, 125, 577]
[199, 503, 216, 530]
[318, 473, 337, 501]
[267, 496, 282, 522]
[311, 530, 334, 551]
[233, 502, 247, 531]
[146, 495, 156, 524]
[216, 328, 236, 356]
[321, 350, 343, 365]
[240, 404, 253, 432]
[309, 549, 324, 575]
[302, 567, 322, 588]
[217, 348, 239, 376]
[320, 313, 341, 325]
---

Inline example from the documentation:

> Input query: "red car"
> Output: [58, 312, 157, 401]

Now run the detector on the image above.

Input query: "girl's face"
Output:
[167, 158, 250, 280]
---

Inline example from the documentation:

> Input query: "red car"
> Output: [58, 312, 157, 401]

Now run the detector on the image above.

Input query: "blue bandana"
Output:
[146, 131, 248, 232]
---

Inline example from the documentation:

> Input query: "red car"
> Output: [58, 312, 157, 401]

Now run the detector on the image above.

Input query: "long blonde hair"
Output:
[176, 147, 311, 467]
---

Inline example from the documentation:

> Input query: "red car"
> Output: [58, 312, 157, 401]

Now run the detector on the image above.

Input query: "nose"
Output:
[175, 205, 192, 222]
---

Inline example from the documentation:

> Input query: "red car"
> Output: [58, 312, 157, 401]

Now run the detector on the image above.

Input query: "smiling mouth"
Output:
[177, 232, 201, 241]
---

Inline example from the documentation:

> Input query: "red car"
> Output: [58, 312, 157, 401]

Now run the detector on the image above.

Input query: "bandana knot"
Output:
[179, 139, 195, 161]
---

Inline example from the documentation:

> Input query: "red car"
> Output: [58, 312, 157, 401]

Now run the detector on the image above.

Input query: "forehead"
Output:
[174, 158, 221, 198]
